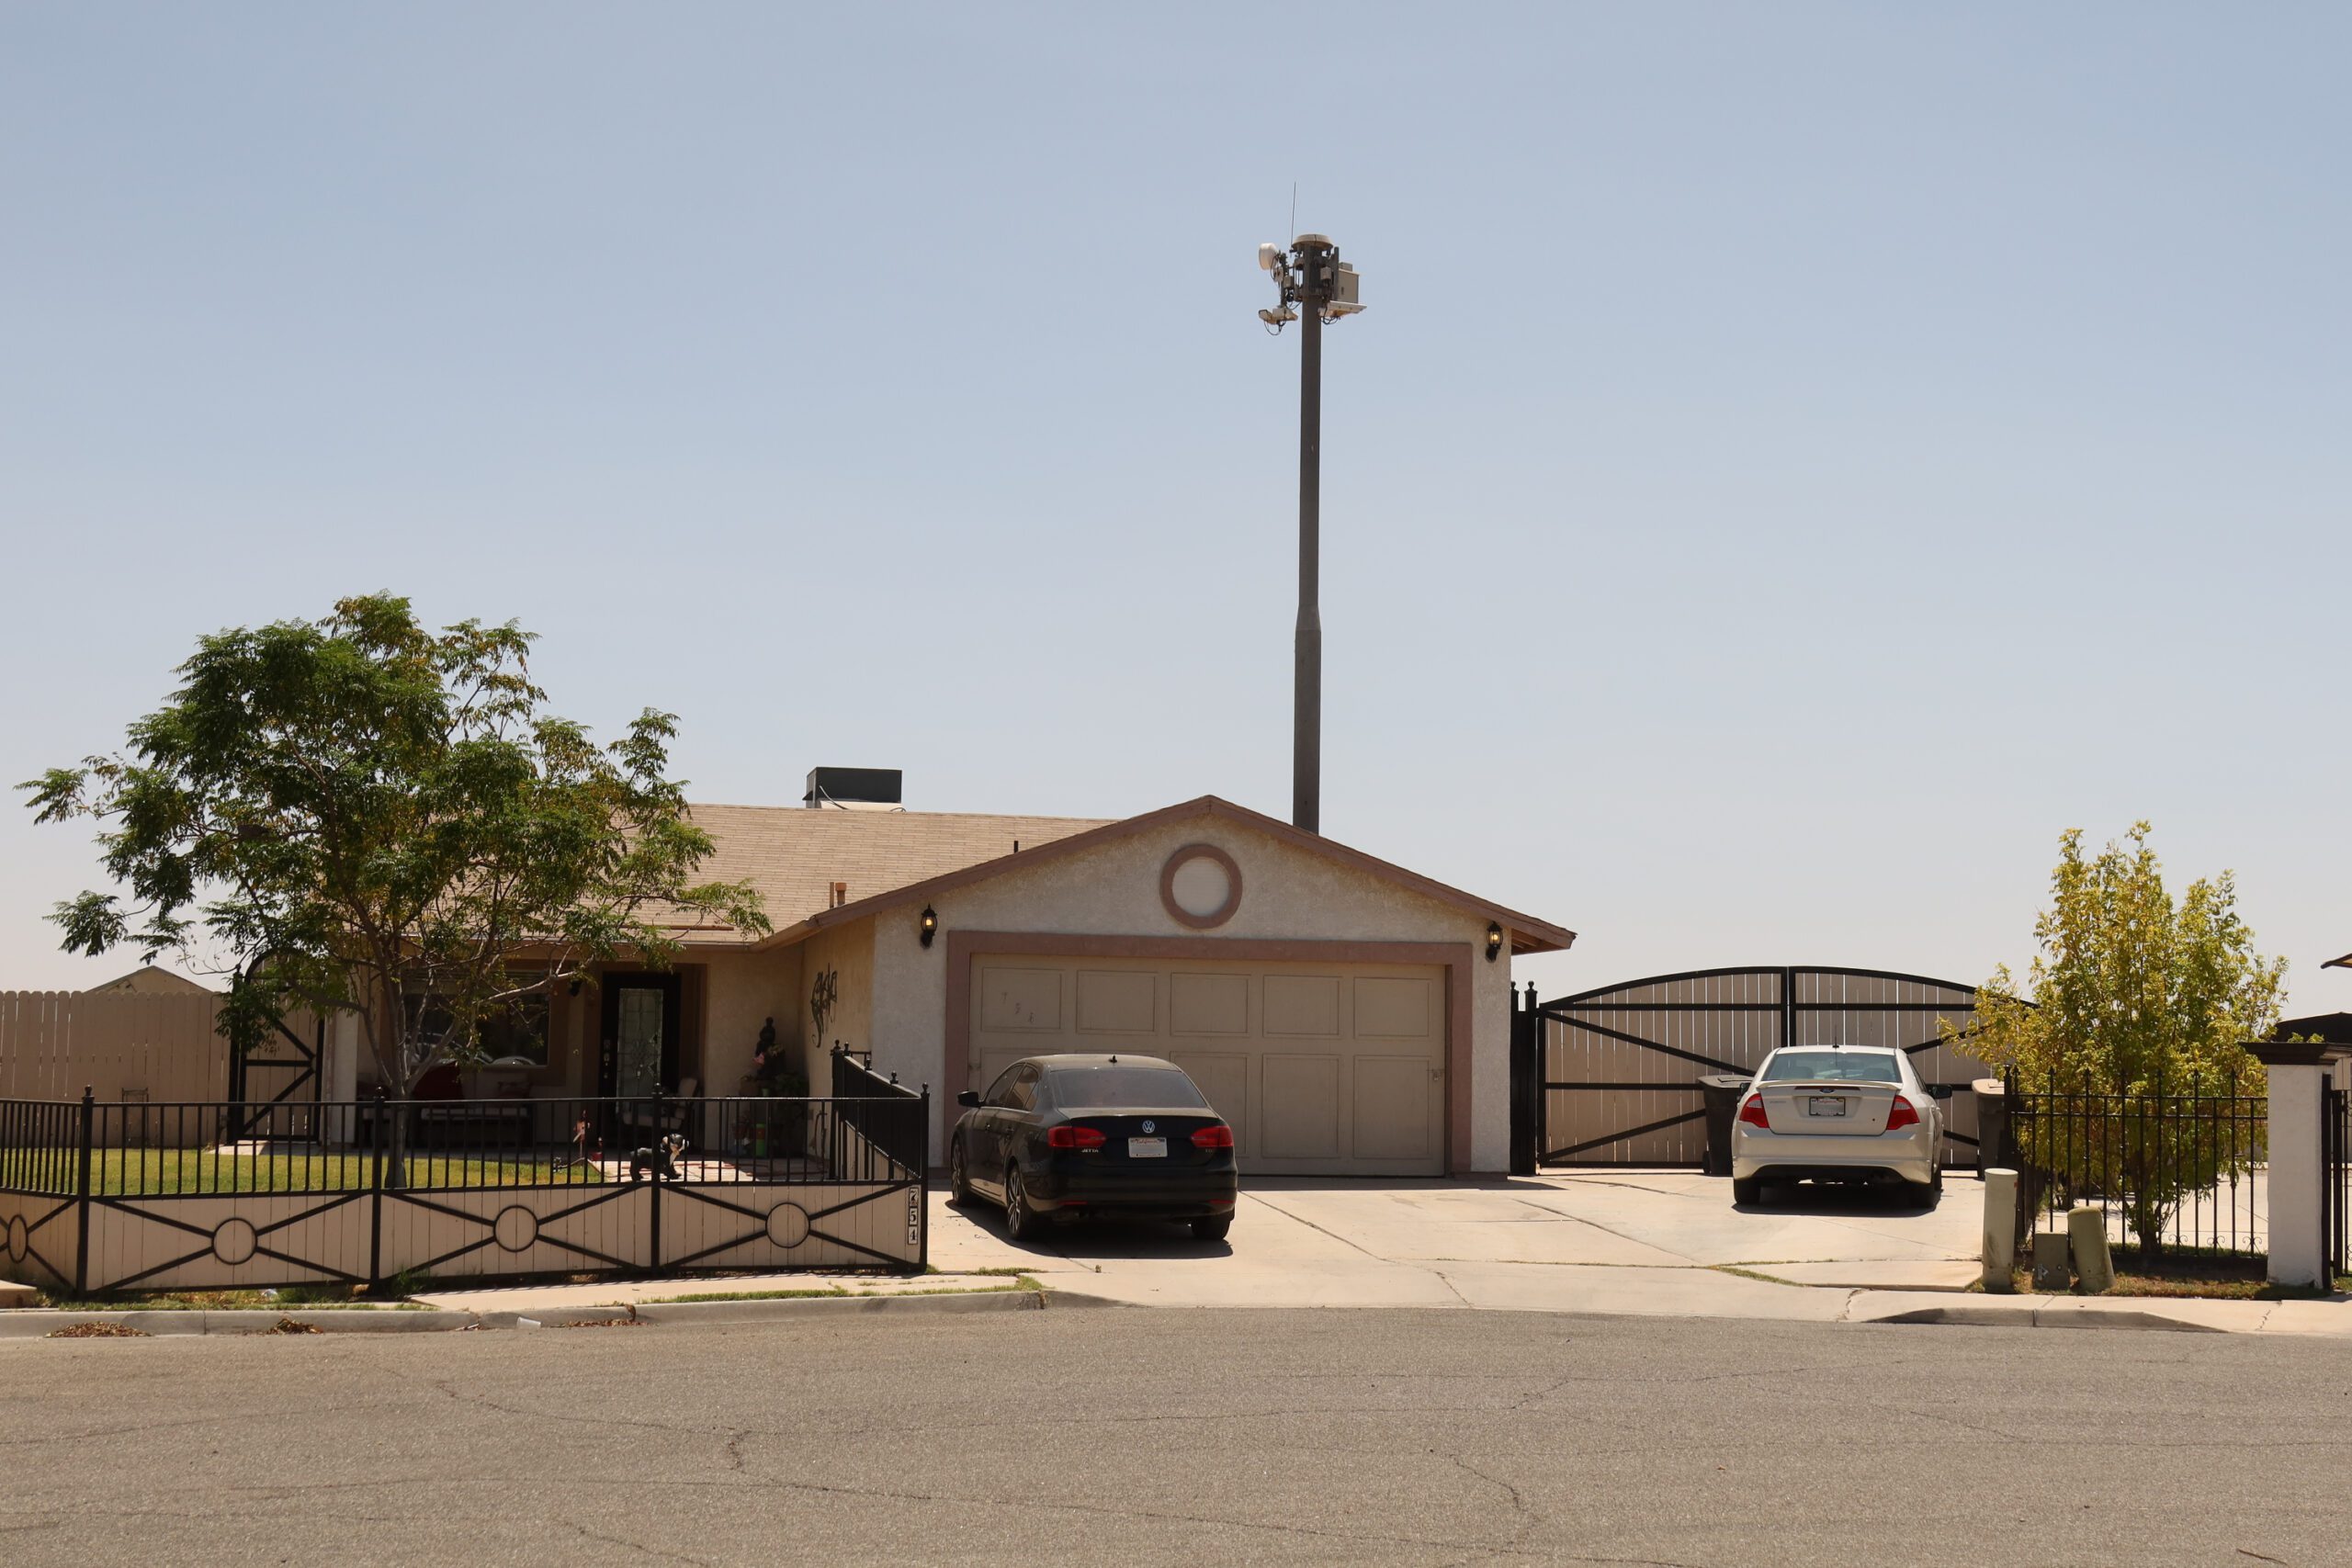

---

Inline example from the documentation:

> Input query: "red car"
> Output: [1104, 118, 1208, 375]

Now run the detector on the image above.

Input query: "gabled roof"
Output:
[85, 964, 218, 996]
[675, 803, 1114, 942]
[751, 794, 1577, 954]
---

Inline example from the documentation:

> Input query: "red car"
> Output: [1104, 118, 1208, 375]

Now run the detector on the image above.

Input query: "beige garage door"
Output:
[968, 955, 1446, 1177]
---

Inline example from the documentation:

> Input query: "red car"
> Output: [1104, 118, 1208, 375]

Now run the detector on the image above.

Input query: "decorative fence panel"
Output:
[2005, 1073, 2267, 1265]
[0, 1091, 926, 1294]
[0, 1190, 76, 1292]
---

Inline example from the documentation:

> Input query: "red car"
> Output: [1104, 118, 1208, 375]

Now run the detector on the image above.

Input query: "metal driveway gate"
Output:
[1532, 966, 1995, 1168]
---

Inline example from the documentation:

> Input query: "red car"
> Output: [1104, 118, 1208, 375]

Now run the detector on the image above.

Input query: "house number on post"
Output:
[907, 1190, 922, 1248]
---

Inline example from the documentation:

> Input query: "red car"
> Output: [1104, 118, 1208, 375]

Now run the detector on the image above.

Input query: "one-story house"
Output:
[342, 779, 1574, 1177]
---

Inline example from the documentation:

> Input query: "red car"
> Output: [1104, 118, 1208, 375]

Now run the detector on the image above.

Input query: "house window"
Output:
[404, 979, 552, 1067]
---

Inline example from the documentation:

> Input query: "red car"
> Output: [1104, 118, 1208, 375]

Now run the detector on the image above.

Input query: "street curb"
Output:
[1861, 1303, 2226, 1333]
[0, 1289, 1068, 1337]
[0, 1308, 478, 1337]
[631, 1289, 1044, 1325]
[1038, 1288, 1132, 1309]
[487, 1306, 639, 1329]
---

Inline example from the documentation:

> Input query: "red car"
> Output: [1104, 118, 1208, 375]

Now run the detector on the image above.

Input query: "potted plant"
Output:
[749, 1018, 808, 1157]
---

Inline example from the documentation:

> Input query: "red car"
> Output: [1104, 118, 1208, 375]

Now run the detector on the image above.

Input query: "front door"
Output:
[600, 974, 683, 1099]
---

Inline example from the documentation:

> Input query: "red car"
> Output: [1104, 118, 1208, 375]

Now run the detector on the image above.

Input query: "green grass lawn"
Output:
[1, 1149, 604, 1195]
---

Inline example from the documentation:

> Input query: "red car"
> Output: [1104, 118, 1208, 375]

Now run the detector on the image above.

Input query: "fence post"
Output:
[74, 1085, 94, 1297]
[648, 1089, 664, 1273]
[1973, 1077, 2007, 1179]
[368, 1086, 387, 1292]
[2248, 1041, 2341, 1288]
[1509, 987, 1537, 1178]
[918, 1088, 931, 1273]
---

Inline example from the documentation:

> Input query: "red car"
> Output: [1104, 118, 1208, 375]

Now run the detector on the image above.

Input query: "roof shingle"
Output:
[675, 803, 1113, 939]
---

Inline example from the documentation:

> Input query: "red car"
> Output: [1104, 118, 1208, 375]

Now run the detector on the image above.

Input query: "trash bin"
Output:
[1699, 1074, 1753, 1178]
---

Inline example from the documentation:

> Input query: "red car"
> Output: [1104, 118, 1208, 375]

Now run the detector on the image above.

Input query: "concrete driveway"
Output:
[932, 1169, 1984, 1319]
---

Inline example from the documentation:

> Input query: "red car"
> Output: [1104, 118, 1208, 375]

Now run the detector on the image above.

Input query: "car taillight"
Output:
[1191, 1123, 1234, 1150]
[1046, 1124, 1107, 1150]
[1737, 1094, 1769, 1129]
[1885, 1096, 1919, 1132]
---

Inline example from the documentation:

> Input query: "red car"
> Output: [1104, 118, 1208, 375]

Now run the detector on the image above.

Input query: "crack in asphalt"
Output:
[558, 1518, 719, 1566]
[745, 1472, 1538, 1554]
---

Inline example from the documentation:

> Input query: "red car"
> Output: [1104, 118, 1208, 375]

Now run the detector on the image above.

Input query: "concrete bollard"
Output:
[1981, 1168, 2018, 1292]
[2030, 1230, 2072, 1292]
[2066, 1207, 2116, 1293]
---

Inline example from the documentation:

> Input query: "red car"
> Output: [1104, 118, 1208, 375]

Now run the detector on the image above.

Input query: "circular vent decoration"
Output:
[1159, 843, 1243, 930]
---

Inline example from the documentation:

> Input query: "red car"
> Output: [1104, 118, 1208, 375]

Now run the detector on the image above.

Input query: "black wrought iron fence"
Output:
[2005, 1070, 2267, 1264]
[0, 1088, 929, 1292]
[831, 1047, 928, 1176]
[0, 1098, 82, 1194]
[0, 1092, 928, 1198]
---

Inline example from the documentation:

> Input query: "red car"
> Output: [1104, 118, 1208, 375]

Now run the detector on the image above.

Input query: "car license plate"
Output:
[1807, 1097, 1847, 1118]
[1127, 1137, 1168, 1158]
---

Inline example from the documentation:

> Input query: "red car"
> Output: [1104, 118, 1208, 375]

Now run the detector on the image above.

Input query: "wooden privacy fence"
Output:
[0, 990, 318, 1107]
[0, 991, 229, 1102]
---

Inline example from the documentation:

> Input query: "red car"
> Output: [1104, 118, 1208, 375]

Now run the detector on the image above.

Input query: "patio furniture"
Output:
[616, 1077, 698, 1145]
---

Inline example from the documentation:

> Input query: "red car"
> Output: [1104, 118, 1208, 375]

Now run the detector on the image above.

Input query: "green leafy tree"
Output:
[1958, 823, 2284, 1254]
[23, 594, 770, 1104]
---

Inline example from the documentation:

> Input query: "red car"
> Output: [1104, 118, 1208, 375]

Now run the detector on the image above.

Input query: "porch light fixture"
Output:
[1486, 922, 1504, 963]
[919, 906, 938, 948]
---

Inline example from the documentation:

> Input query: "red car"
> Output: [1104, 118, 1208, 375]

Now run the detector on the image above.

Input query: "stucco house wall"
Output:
[859, 815, 1519, 1172]
[695, 945, 803, 1095]
[797, 919, 877, 1084]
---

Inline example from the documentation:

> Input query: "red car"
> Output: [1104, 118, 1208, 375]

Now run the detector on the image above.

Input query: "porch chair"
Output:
[616, 1077, 698, 1145]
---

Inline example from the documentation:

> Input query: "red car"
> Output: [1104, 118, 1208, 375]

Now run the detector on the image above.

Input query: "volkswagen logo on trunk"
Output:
[1141, 1120, 1155, 1134]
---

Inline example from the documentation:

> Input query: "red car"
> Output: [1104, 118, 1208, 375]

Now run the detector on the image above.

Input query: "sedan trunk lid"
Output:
[1757, 1080, 1900, 1136]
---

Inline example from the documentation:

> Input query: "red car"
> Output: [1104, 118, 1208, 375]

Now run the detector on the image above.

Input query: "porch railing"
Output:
[831, 1047, 928, 1177]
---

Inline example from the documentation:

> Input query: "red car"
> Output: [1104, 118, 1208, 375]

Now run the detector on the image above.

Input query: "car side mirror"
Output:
[1926, 1084, 1954, 1101]
[956, 1090, 981, 1108]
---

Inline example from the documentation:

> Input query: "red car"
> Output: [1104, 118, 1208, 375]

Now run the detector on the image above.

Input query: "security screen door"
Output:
[599, 973, 682, 1098]
[616, 987, 664, 1096]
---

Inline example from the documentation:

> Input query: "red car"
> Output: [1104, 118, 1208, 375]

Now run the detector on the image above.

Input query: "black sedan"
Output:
[949, 1054, 1239, 1242]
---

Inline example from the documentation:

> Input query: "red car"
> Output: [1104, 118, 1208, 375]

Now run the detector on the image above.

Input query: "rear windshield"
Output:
[1760, 1051, 1902, 1085]
[1046, 1066, 1208, 1110]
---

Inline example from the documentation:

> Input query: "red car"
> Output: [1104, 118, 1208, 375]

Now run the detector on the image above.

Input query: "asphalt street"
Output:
[2, 1307, 2346, 1567]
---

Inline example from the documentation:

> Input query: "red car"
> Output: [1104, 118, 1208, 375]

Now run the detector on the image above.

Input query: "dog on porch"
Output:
[628, 1132, 689, 1182]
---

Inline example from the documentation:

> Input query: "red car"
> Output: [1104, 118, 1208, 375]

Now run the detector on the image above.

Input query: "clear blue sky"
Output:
[4, 5, 2346, 1010]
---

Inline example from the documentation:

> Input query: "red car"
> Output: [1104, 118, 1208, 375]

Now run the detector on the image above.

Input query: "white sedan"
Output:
[1730, 1044, 1942, 1207]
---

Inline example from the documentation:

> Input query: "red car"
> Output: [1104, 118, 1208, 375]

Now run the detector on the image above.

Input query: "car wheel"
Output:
[947, 1140, 971, 1205]
[1931, 1162, 1945, 1198]
[1192, 1214, 1233, 1242]
[1003, 1165, 1045, 1242]
[1904, 1177, 1939, 1209]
